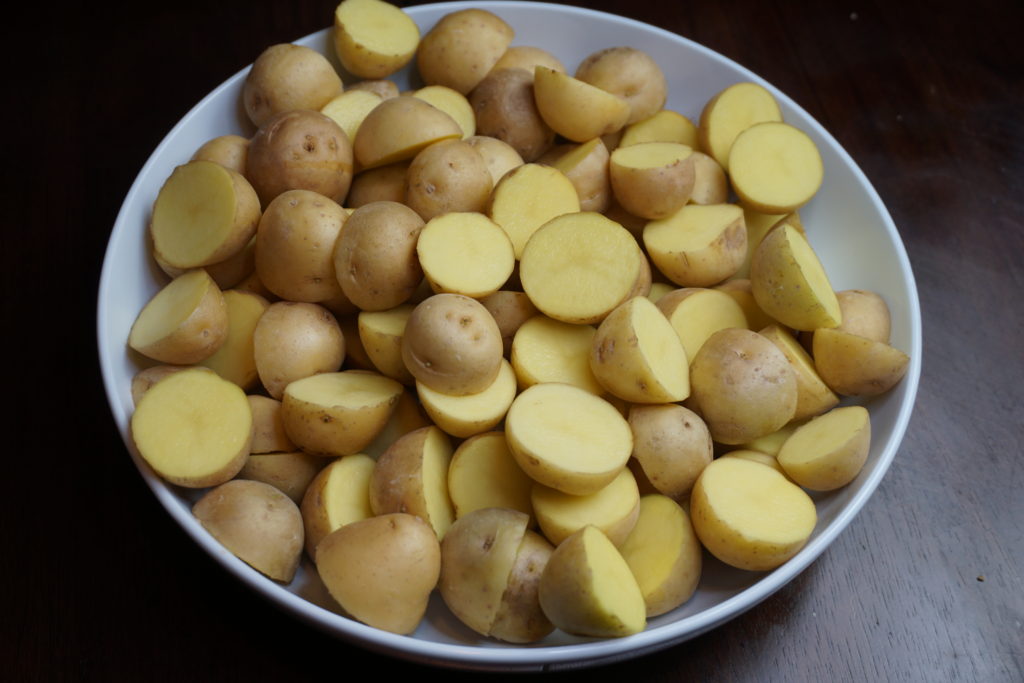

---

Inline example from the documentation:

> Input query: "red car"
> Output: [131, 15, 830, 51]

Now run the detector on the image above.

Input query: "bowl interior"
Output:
[97, 0, 921, 672]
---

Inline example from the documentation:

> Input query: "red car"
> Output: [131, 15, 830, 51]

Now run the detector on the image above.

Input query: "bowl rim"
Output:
[96, 0, 922, 671]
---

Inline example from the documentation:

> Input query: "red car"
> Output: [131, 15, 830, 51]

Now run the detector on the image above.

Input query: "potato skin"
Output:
[252, 301, 346, 399]
[404, 139, 492, 221]
[243, 43, 343, 128]
[416, 8, 514, 95]
[575, 47, 667, 125]
[471, 68, 555, 162]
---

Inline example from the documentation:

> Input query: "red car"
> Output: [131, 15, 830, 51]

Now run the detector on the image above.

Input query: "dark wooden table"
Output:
[7, 0, 1022, 680]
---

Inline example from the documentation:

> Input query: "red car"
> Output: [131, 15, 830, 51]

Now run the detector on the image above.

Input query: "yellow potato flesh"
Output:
[357, 304, 415, 383]
[778, 405, 871, 490]
[333, 0, 420, 78]
[301, 453, 375, 557]
[198, 289, 268, 390]
[320, 89, 383, 144]
[510, 315, 602, 394]
[519, 212, 641, 325]
[729, 121, 824, 213]
[620, 109, 698, 148]
[751, 224, 841, 331]
[414, 85, 476, 139]
[447, 432, 534, 520]
[416, 359, 517, 438]
[759, 324, 839, 421]
[150, 161, 243, 269]
[656, 287, 749, 363]
[698, 81, 782, 171]
[417, 212, 514, 298]
[643, 203, 746, 287]
[533, 66, 631, 142]
[128, 269, 222, 356]
[506, 383, 632, 495]
[131, 368, 252, 488]
[691, 457, 816, 571]
[532, 467, 640, 546]
[487, 163, 580, 258]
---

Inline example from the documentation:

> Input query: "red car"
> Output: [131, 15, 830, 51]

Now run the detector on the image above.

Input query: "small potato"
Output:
[319, 89, 383, 145]
[487, 163, 579, 258]
[490, 45, 566, 76]
[698, 81, 782, 172]
[246, 395, 295, 454]
[193, 479, 304, 582]
[255, 190, 348, 303]
[644, 203, 747, 288]
[447, 432, 534, 520]
[416, 359, 518, 438]
[479, 290, 538, 357]
[128, 269, 228, 365]
[533, 66, 631, 142]
[353, 95, 463, 168]
[729, 122, 824, 214]
[549, 138, 612, 213]
[471, 68, 556, 162]
[832, 289, 892, 343]
[416, 212, 514, 298]
[655, 286, 749, 363]
[358, 304, 416, 384]
[243, 43, 343, 128]
[531, 467, 641, 547]
[252, 301, 346, 399]
[236, 451, 324, 505]
[575, 47, 667, 125]
[759, 324, 839, 421]
[413, 85, 476, 139]
[812, 328, 910, 397]
[300, 453, 376, 557]
[416, 8, 514, 94]
[778, 405, 871, 490]
[332, 0, 420, 79]
[316, 513, 441, 634]
[400, 293, 504, 396]
[628, 404, 712, 500]
[191, 134, 249, 174]
[246, 109, 354, 207]
[131, 365, 196, 406]
[510, 315, 602, 395]
[404, 139, 493, 221]
[345, 161, 409, 207]
[620, 109, 698, 148]
[610, 142, 695, 221]
[332, 200, 425, 311]
[465, 135, 525, 186]
[347, 78, 400, 100]
[197, 288, 270, 390]
[689, 328, 797, 444]
[489, 529, 556, 643]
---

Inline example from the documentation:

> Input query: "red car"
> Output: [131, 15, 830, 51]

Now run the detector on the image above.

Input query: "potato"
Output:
[347, 78, 400, 100]
[254, 190, 347, 304]
[719, 449, 792, 479]
[715, 278, 776, 331]
[404, 140, 492, 221]
[246, 109, 354, 207]
[193, 479, 304, 582]
[688, 151, 729, 205]
[644, 203, 747, 287]
[510, 315, 602, 395]
[416, 8, 514, 94]
[131, 364, 196, 406]
[479, 290, 538, 356]
[191, 134, 249, 174]
[628, 404, 712, 500]
[413, 85, 476, 139]
[729, 121, 824, 214]
[487, 163, 580, 258]
[252, 301, 345, 399]
[533, 66, 631, 142]
[246, 395, 295, 453]
[281, 370, 403, 457]
[609, 142, 695, 220]
[465, 135, 525, 186]
[130, 367, 252, 488]
[830, 289, 892, 343]
[242, 43, 343, 128]
[519, 212, 644, 325]
[532, 467, 640, 547]
[417, 213, 514, 298]
[344, 161, 409, 207]
[750, 223, 841, 331]
[400, 293, 504, 396]
[505, 382, 633, 496]
[490, 45, 566, 75]
[538, 526, 646, 637]
[353, 95, 462, 169]
[548, 137, 612, 213]
[619, 109, 698, 148]
[447, 432, 534, 521]
[759, 324, 839, 421]
[812, 327, 910, 397]
[439, 508, 530, 636]
[357, 304, 415, 383]
[129, 269, 228, 365]
[316, 513, 441, 634]
[471, 68, 556, 162]
[332, 200, 425, 311]
[236, 451, 324, 505]
[150, 160, 261, 270]
[360, 386, 433, 459]
[655, 286, 749, 363]
[332, 0, 420, 79]
[159, 236, 256, 293]
[732, 209, 794, 280]
[778, 405, 871, 490]
[575, 47, 667, 125]
[698, 81, 783, 171]
[300, 453, 375, 557]
[319, 89, 383, 145]
[416, 359, 517, 438]
[489, 529, 556, 643]
[690, 457, 816, 571]
[619, 494, 702, 617]
[589, 296, 690, 404]
[197, 289, 269, 389]
[689, 328, 798, 444]
[369, 425, 455, 538]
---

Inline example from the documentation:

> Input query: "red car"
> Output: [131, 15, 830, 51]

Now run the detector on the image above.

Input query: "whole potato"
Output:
[252, 301, 346, 399]
[404, 139, 492, 221]
[243, 43, 343, 128]
[416, 8, 514, 94]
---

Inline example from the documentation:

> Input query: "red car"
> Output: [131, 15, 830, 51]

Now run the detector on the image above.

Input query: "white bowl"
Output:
[97, 0, 921, 671]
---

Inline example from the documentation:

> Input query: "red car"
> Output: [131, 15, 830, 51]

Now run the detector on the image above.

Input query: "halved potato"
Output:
[655, 286, 749, 364]
[533, 66, 631, 142]
[487, 163, 580, 258]
[644, 203, 747, 287]
[353, 95, 462, 168]
[252, 301, 346, 399]
[729, 121, 824, 214]
[510, 315, 602, 395]
[417, 212, 514, 297]
[357, 304, 415, 384]
[236, 451, 324, 505]
[812, 327, 910, 396]
[129, 269, 228, 365]
[416, 8, 514, 94]
[300, 453, 376, 556]
[778, 405, 871, 490]
[197, 289, 269, 390]
[698, 81, 783, 171]
[447, 431, 534, 521]
[333, 0, 420, 79]
[609, 142, 695, 220]
[531, 467, 640, 547]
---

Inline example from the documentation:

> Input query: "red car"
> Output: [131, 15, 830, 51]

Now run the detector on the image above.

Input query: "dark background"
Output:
[6, 0, 1022, 680]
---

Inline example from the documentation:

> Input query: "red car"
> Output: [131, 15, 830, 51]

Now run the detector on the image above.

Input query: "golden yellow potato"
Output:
[531, 467, 640, 547]
[470, 68, 556, 162]
[698, 81, 782, 171]
[353, 95, 462, 168]
[316, 513, 441, 634]
[345, 161, 409, 207]
[197, 288, 270, 390]
[490, 45, 566, 75]
[357, 304, 416, 384]
[689, 328, 797, 444]
[729, 121, 823, 214]
[247, 395, 294, 452]
[644, 203, 747, 287]
[242, 43, 343, 128]
[128, 269, 228, 365]
[130, 368, 252, 488]
[252, 301, 345, 399]
[655, 286, 749, 363]
[688, 150, 729, 205]
[778, 405, 871, 490]
[812, 327, 910, 397]
[404, 140, 493, 221]
[619, 109, 698, 148]
[690, 457, 816, 571]
[759, 324, 839, 421]
[538, 526, 646, 637]
[510, 315, 602, 395]
[130, 364, 196, 406]
[416, 359, 517, 438]
[575, 46, 667, 125]
[332, 0, 420, 79]
[300, 453, 375, 557]
[319, 88, 383, 145]
[447, 432, 534, 521]
[193, 479, 304, 582]
[479, 290, 538, 356]
[416, 8, 514, 94]
[533, 66, 631, 142]
[413, 85, 476, 139]
[548, 137, 611, 213]
[489, 529, 556, 643]
[487, 163, 580, 258]
[347, 78, 400, 99]
[619, 494, 702, 617]
[628, 404, 712, 500]
[831, 289, 892, 343]
[191, 134, 249, 174]
[609, 142, 695, 220]
[236, 451, 324, 505]
[465, 135, 525, 186]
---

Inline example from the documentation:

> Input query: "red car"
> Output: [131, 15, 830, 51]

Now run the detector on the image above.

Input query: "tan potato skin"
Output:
[628, 404, 712, 500]
[243, 43, 343, 128]
[128, 270, 229, 365]
[404, 139, 492, 221]
[471, 68, 556, 162]
[416, 8, 515, 95]
[191, 134, 249, 174]
[575, 47, 668, 125]
[252, 301, 346, 399]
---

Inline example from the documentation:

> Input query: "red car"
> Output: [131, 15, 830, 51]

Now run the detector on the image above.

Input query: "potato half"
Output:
[128, 269, 228, 365]
[333, 0, 420, 79]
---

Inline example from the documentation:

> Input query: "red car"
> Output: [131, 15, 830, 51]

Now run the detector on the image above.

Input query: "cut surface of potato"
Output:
[655, 287, 749, 364]
[778, 405, 871, 490]
[690, 457, 816, 571]
[333, 0, 420, 79]
[620, 109, 698, 148]
[130, 367, 252, 488]
[510, 315, 602, 395]
[319, 89, 384, 150]
[505, 382, 633, 495]
[729, 121, 824, 214]
[533, 66, 631, 142]
[531, 467, 640, 546]
[417, 212, 514, 297]
[128, 269, 228, 365]
[416, 358, 517, 438]
[300, 453, 375, 557]
[643, 203, 747, 288]
[812, 328, 910, 397]
[519, 212, 643, 325]
[197, 288, 269, 389]
[538, 525, 646, 637]
[487, 163, 580, 258]
[414, 85, 476, 139]
[698, 81, 782, 171]
[357, 304, 416, 384]
[759, 324, 839, 421]
[150, 160, 260, 270]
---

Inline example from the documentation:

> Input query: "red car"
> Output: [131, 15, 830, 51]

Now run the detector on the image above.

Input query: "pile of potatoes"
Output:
[126, 0, 911, 643]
